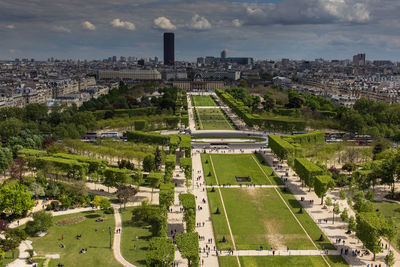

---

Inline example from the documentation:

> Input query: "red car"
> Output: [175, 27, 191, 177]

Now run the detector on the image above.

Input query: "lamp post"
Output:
[109, 226, 112, 249]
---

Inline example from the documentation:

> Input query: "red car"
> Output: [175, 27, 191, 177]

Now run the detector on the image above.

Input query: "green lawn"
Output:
[30, 210, 121, 267]
[207, 188, 234, 250]
[219, 188, 315, 250]
[203, 153, 280, 185]
[195, 108, 234, 130]
[373, 200, 400, 249]
[278, 188, 335, 250]
[120, 207, 152, 266]
[191, 95, 217, 106]
[219, 255, 348, 267]
[1, 249, 19, 266]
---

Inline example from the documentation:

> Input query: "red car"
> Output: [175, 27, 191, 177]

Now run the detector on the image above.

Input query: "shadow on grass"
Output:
[85, 214, 101, 219]
[138, 259, 147, 265]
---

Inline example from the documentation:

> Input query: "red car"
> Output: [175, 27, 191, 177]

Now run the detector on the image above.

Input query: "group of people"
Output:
[79, 248, 88, 254]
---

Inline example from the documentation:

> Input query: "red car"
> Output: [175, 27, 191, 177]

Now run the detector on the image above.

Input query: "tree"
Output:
[0, 248, 4, 260]
[116, 185, 138, 209]
[154, 147, 163, 171]
[333, 202, 340, 224]
[147, 172, 162, 202]
[25, 210, 53, 236]
[143, 155, 155, 172]
[339, 189, 346, 200]
[348, 216, 356, 232]
[176, 232, 199, 267]
[146, 237, 175, 267]
[103, 168, 130, 192]
[356, 212, 388, 261]
[340, 208, 349, 222]
[0, 184, 34, 216]
[8, 157, 27, 183]
[0, 118, 23, 140]
[93, 196, 111, 210]
[263, 94, 275, 111]
[365, 190, 374, 201]
[325, 197, 332, 207]
[385, 218, 397, 249]
[385, 250, 395, 267]
[28, 183, 45, 198]
[0, 148, 12, 176]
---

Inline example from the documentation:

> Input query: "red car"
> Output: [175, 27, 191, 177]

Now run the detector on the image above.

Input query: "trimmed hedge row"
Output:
[127, 131, 170, 145]
[134, 120, 147, 131]
[36, 156, 89, 180]
[159, 183, 175, 210]
[179, 193, 196, 233]
[216, 89, 306, 132]
[180, 157, 192, 181]
[53, 153, 107, 174]
[268, 135, 295, 161]
[283, 131, 325, 145]
[293, 158, 324, 189]
[179, 135, 191, 157]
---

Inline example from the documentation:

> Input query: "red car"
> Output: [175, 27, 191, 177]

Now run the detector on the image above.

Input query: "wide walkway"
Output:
[220, 249, 340, 256]
[192, 152, 220, 267]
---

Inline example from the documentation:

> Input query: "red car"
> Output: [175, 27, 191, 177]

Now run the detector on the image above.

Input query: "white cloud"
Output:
[232, 19, 242, 27]
[110, 19, 136, 31]
[153, 17, 176, 30]
[82, 21, 96, 31]
[6, 25, 15, 29]
[189, 14, 211, 30]
[53, 25, 71, 33]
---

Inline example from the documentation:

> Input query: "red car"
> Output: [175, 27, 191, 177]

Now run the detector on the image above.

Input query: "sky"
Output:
[1, 0, 400, 61]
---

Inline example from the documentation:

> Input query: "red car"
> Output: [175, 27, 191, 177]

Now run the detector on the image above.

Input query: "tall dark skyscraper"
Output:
[163, 32, 174, 65]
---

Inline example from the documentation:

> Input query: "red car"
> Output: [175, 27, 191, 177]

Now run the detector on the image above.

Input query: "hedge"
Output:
[159, 183, 175, 210]
[268, 135, 295, 161]
[179, 135, 191, 157]
[180, 158, 192, 181]
[134, 120, 147, 131]
[169, 135, 180, 153]
[273, 108, 300, 117]
[314, 175, 335, 204]
[165, 155, 176, 183]
[127, 131, 170, 145]
[179, 193, 196, 232]
[18, 149, 47, 158]
[283, 131, 325, 145]
[35, 156, 89, 180]
[216, 89, 305, 132]
[293, 158, 324, 189]
[53, 153, 107, 174]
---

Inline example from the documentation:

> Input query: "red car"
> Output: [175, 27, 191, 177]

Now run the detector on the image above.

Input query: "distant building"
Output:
[161, 71, 187, 80]
[173, 78, 225, 91]
[221, 50, 227, 59]
[163, 32, 174, 65]
[353, 53, 366, 66]
[97, 70, 161, 81]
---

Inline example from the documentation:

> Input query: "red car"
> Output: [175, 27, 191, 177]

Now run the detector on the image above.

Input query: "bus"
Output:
[100, 132, 119, 139]
[210, 142, 229, 149]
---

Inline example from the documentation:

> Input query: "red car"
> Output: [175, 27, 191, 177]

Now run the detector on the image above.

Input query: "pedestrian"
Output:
[17, 220, 19, 226]
[61, 234, 64, 240]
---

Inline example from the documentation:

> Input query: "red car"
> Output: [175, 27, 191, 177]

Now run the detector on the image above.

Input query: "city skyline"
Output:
[1, 0, 400, 61]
